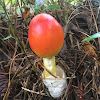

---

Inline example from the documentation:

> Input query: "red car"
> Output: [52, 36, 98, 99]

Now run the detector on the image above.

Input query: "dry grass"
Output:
[0, 0, 100, 100]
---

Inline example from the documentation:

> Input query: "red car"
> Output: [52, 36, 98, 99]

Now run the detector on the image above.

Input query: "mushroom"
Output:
[28, 13, 67, 98]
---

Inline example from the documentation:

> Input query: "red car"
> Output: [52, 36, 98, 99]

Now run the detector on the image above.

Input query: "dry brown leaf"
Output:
[81, 35, 98, 59]
[23, 6, 30, 19]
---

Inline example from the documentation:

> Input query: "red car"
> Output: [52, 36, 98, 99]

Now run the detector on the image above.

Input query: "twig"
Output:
[22, 87, 46, 96]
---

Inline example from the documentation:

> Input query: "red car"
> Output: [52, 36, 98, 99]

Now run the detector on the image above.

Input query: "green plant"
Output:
[34, 0, 60, 14]
[82, 32, 100, 42]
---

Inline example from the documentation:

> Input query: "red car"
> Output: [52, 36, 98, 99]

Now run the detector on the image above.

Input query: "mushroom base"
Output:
[42, 65, 67, 98]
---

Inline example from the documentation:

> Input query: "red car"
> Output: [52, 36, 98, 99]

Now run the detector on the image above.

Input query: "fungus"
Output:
[28, 13, 67, 98]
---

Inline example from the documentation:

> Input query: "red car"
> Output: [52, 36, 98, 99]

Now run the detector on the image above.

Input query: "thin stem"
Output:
[43, 56, 56, 78]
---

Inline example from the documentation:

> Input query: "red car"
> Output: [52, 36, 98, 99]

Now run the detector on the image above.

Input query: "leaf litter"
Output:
[0, 0, 100, 100]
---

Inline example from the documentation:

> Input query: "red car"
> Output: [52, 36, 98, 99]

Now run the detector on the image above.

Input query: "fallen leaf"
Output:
[81, 35, 98, 59]
[23, 6, 30, 19]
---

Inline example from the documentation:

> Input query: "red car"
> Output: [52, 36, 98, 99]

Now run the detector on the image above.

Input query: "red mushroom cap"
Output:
[28, 13, 64, 58]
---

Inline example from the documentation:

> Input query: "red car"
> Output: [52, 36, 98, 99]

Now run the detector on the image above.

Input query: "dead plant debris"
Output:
[0, 0, 100, 100]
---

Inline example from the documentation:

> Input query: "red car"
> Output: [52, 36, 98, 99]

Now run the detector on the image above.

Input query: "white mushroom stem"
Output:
[42, 65, 67, 98]
[43, 56, 56, 78]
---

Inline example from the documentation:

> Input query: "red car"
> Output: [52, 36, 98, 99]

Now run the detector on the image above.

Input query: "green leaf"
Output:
[45, 4, 60, 10]
[81, 32, 100, 42]
[70, 0, 76, 5]
[34, 0, 40, 10]
[4, 0, 16, 5]
[23, 0, 27, 5]
[0, 6, 4, 13]
[3, 34, 13, 40]
[34, 0, 46, 14]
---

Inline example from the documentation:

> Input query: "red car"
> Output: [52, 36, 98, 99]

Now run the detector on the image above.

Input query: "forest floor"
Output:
[0, 0, 100, 100]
